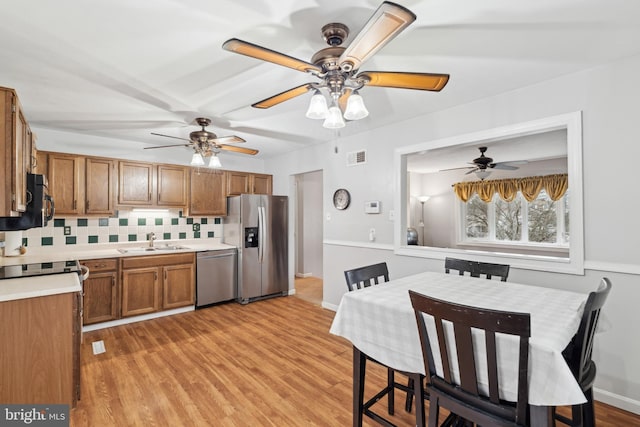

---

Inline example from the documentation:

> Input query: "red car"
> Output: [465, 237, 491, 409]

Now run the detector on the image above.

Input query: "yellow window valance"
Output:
[453, 173, 568, 203]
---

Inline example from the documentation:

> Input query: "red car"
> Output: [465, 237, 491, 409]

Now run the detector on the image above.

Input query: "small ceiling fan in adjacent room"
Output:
[222, 1, 449, 129]
[441, 147, 527, 180]
[146, 118, 258, 168]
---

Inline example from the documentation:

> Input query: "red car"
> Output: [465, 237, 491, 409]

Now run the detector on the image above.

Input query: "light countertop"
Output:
[0, 238, 237, 266]
[0, 272, 82, 303]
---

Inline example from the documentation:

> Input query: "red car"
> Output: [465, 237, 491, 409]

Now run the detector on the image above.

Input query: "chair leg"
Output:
[427, 394, 439, 427]
[353, 347, 366, 427]
[582, 387, 596, 427]
[405, 377, 414, 413]
[387, 368, 395, 415]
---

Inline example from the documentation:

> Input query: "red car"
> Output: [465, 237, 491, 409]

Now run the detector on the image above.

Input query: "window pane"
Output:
[495, 196, 522, 241]
[528, 189, 557, 243]
[465, 194, 488, 238]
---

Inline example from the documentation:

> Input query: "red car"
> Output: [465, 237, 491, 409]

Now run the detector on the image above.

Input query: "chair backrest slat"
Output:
[445, 257, 510, 282]
[344, 262, 389, 292]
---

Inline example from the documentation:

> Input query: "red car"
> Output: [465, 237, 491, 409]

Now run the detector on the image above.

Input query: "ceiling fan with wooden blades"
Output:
[146, 117, 258, 158]
[222, 1, 449, 127]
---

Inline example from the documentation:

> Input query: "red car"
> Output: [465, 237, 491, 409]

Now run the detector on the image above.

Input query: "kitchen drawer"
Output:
[121, 253, 195, 269]
[81, 258, 118, 272]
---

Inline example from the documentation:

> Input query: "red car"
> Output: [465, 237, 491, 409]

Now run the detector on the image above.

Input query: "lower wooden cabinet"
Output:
[121, 266, 160, 317]
[81, 253, 195, 323]
[0, 291, 81, 406]
[121, 253, 195, 318]
[81, 258, 119, 325]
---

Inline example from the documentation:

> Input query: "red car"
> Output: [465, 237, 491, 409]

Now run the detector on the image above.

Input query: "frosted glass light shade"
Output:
[417, 195, 430, 203]
[190, 152, 205, 166]
[323, 105, 346, 129]
[208, 154, 222, 168]
[305, 91, 328, 119]
[475, 169, 491, 180]
[343, 91, 369, 120]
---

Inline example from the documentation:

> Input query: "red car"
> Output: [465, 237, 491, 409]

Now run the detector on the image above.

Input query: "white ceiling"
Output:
[2, 0, 640, 163]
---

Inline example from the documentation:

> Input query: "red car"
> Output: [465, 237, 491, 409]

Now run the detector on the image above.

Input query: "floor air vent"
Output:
[346, 150, 367, 166]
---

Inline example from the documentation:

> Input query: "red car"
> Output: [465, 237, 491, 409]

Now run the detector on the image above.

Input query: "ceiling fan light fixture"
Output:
[343, 90, 369, 120]
[305, 90, 329, 119]
[190, 152, 205, 166]
[323, 103, 346, 129]
[475, 169, 491, 180]
[208, 153, 222, 168]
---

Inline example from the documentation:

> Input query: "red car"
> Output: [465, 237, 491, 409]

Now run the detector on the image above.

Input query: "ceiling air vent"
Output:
[346, 150, 367, 166]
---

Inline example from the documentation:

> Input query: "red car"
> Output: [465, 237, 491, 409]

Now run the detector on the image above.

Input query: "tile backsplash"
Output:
[21, 211, 223, 249]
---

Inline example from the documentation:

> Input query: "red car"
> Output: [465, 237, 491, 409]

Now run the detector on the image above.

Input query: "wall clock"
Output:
[333, 188, 351, 210]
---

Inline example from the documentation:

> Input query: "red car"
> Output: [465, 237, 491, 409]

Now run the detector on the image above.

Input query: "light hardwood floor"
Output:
[294, 276, 323, 306]
[71, 296, 639, 426]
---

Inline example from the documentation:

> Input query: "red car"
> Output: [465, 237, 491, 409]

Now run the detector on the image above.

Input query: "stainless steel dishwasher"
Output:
[196, 248, 237, 308]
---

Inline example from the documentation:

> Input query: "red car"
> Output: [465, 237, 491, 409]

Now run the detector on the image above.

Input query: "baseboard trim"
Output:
[595, 387, 640, 415]
[82, 306, 195, 332]
[295, 272, 313, 278]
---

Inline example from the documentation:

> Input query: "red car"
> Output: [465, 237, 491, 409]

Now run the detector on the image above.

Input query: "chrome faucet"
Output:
[147, 232, 156, 248]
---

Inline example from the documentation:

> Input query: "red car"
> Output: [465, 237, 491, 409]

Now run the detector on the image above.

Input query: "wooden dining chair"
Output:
[444, 257, 510, 282]
[344, 262, 390, 292]
[344, 262, 415, 423]
[444, 257, 476, 277]
[554, 277, 612, 427]
[409, 290, 531, 427]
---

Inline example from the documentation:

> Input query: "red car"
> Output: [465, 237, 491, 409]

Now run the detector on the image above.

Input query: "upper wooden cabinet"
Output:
[85, 157, 115, 215]
[227, 171, 272, 196]
[48, 153, 83, 215]
[252, 173, 273, 195]
[118, 161, 188, 209]
[1, 87, 30, 216]
[189, 169, 227, 216]
[157, 165, 188, 207]
[118, 161, 153, 206]
[46, 153, 115, 216]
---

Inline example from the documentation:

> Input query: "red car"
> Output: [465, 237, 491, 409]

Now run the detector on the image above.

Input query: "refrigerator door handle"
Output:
[258, 206, 265, 263]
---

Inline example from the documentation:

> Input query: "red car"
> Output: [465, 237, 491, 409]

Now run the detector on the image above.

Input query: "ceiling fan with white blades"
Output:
[222, 1, 449, 129]
[146, 117, 258, 167]
[442, 147, 527, 180]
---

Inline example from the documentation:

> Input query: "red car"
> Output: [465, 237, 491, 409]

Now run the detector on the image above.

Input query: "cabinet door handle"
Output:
[164, 270, 167, 281]
[73, 200, 77, 210]
[86, 200, 90, 210]
[111, 276, 115, 286]
[154, 271, 158, 281]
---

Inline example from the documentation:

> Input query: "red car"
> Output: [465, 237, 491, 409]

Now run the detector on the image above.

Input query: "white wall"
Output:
[265, 53, 640, 413]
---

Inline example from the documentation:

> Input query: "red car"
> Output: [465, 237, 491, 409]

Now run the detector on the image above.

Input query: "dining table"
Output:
[329, 271, 590, 427]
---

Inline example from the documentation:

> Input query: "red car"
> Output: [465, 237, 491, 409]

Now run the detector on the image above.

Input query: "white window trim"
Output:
[394, 112, 584, 275]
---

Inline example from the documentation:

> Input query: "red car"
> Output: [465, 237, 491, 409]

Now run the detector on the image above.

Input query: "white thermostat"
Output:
[365, 200, 381, 214]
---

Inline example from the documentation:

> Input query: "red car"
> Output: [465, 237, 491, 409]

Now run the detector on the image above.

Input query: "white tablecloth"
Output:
[329, 271, 589, 406]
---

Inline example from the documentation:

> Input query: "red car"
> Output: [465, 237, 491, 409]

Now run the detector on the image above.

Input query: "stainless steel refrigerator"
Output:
[224, 194, 288, 304]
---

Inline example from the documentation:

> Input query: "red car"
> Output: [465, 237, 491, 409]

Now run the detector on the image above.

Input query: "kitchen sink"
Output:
[117, 245, 190, 254]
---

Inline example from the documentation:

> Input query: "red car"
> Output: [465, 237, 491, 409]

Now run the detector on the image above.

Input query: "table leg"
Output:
[530, 405, 553, 427]
[353, 346, 366, 427]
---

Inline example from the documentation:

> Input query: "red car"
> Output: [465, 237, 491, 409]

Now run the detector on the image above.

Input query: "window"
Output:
[394, 112, 584, 274]
[462, 189, 569, 247]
